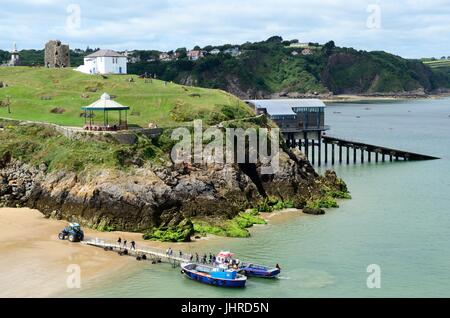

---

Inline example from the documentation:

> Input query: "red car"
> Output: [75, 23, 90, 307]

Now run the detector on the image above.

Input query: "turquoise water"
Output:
[69, 98, 450, 297]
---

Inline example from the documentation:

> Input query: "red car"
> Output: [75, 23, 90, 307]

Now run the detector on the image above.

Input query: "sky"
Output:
[1, 0, 449, 59]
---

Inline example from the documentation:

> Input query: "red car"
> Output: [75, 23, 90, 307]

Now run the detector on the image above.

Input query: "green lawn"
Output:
[423, 59, 450, 69]
[0, 67, 252, 128]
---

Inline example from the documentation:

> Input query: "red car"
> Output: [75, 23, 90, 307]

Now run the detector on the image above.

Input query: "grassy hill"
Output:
[128, 38, 450, 97]
[0, 67, 252, 128]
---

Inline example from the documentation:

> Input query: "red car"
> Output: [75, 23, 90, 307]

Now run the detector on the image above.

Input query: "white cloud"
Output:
[0, 0, 449, 58]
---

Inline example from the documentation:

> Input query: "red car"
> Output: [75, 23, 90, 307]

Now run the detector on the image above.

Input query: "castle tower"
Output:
[44, 40, 70, 68]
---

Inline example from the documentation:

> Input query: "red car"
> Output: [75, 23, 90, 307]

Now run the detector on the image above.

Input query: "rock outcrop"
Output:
[0, 144, 346, 240]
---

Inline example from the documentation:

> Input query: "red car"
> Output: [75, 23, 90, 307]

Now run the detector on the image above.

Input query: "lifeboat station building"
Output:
[247, 99, 329, 145]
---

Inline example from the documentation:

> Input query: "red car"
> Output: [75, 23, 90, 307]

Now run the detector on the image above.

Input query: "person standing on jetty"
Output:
[195, 253, 199, 263]
[117, 237, 122, 246]
[123, 240, 127, 249]
[130, 241, 136, 251]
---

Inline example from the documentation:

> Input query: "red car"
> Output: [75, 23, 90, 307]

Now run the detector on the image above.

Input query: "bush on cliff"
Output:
[143, 219, 194, 242]
[255, 197, 295, 212]
[193, 211, 267, 238]
[306, 197, 339, 209]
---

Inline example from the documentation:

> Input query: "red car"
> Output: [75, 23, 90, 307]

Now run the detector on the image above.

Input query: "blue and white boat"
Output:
[180, 263, 247, 288]
[215, 251, 281, 278]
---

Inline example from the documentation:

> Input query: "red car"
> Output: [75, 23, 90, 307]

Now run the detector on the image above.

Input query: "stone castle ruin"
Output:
[44, 40, 70, 68]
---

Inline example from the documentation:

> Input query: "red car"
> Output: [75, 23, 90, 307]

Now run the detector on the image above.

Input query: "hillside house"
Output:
[210, 48, 221, 55]
[224, 47, 241, 57]
[302, 48, 313, 56]
[289, 42, 309, 48]
[124, 51, 140, 64]
[159, 52, 172, 62]
[76, 49, 127, 75]
[187, 50, 204, 61]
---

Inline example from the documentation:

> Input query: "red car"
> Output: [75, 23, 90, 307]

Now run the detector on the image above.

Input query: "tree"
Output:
[322, 41, 336, 56]
[193, 45, 201, 51]
[266, 36, 283, 43]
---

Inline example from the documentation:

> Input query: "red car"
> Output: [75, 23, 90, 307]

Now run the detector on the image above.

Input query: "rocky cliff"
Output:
[0, 140, 347, 241]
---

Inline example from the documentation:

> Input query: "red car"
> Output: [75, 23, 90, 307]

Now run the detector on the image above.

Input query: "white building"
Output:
[2, 43, 21, 66]
[210, 48, 221, 55]
[76, 49, 127, 75]
[159, 52, 172, 62]
[224, 47, 241, 57]
[289, 42, 309, 48]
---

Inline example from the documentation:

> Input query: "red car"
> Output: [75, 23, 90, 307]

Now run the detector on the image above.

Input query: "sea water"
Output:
[68, 97, 450, 297]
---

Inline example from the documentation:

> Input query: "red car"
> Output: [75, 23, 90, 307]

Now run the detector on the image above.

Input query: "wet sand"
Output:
[260, 208, 305, 224]
[0, 208, 134, 297]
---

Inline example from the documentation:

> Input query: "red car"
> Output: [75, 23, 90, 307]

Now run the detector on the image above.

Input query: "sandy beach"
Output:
[0, 208, 216, 298]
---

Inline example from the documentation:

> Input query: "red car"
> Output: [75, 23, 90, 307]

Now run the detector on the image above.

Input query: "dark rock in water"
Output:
[303, 207, 325, 215]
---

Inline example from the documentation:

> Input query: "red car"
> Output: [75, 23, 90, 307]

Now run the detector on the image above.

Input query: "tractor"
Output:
[58, 223, 84, 242]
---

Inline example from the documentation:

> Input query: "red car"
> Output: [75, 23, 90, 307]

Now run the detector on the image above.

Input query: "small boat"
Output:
[180, 262, 247, 288]
[215, 251, 281, 278]
[238, 262, 281, 278]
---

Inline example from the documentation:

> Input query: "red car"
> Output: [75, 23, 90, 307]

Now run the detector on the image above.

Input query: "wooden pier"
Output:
[82, 238, 195, 267]
[294, 135, 439, 166]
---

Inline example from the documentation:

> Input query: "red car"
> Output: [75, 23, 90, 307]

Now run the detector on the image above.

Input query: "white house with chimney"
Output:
[76, 49, 127, 75]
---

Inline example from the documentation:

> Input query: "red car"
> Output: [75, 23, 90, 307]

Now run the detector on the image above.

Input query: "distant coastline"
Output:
[264, 91, 450, 103]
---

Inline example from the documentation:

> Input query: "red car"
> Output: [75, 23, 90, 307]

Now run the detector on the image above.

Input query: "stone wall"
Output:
[44, 40, 70, 68]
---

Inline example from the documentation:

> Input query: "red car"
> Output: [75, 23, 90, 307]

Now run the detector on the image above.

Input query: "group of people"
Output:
[117, 237, 136, 250]
[164, 249, 219, 265]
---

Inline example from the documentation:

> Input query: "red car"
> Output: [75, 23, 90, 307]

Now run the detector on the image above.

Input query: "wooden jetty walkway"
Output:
[297, 135, 440, 166]
[82, 238, 194, 267]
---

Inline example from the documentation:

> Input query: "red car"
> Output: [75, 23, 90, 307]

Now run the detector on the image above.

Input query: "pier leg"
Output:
[318, 138, 322, 167]
[375, 152, 379, 163]
[339, 145, 342, 164]
[305, 139, 309, 159]
[361, 148, 364, 164]
[368, 151, 371, 163]
[332, 144, 335, 165]
[395, 155, 399, 161]
[324, 142, 328, 164]
[382, 153, 385, 162]
[312, 140, 315, 165]
[346, 146, 350, 165]
[353, 147, 357, 164]
[390, 154, 393, 162]
[303, 132, 307, 157]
